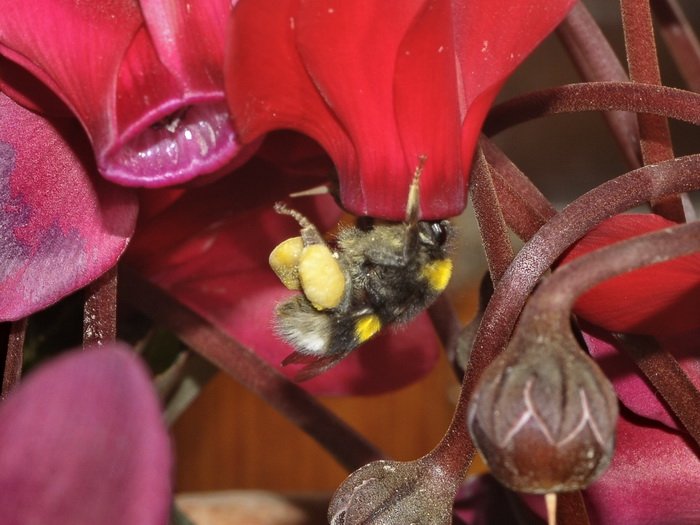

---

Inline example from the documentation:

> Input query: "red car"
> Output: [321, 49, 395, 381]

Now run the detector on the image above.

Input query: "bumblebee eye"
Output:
[356, 216, 375, 231]
[431, 221, 449, 246]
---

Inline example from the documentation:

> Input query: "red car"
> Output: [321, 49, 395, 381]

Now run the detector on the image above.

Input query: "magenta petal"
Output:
[140, 0, 230, 90]
[0, 93, 137, 321]
[109, 26, 242, 187]
[584, 325, 700, 431]
[0, 344, 172, 525]
[583, 412, 700, 525]
[0, 55, 72, 117]
[583, 327, 677, 429]
[0, 0, 244, 187]
[0, 0, 141, 148]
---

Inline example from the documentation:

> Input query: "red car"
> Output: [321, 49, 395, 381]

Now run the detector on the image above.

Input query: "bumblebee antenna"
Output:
[403, 155, 427, 258]
[405, 155, 426, 225]
[274, 202, 325, 245]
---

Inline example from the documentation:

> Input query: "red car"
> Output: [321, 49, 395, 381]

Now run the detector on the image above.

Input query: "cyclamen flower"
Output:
[226, 0, 577, 219]
[0, 0, 250, 187]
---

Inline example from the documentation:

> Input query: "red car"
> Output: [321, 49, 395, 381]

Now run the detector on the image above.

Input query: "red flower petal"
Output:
[0, 0, 244, 186]
[560, 214, 700, 335]
[0, 0, 141, 151]
[226, 0, 355, 179]
[0, 344, 172, 525]
[294, 0, 440, 219]
[0, 55, 71, 117]
[453, 0, 577, 180]
[392, 0, 465, 219]
[227, 0, 575, 219]
[0, 93, 137, 321]
[126, 145, 440, 395]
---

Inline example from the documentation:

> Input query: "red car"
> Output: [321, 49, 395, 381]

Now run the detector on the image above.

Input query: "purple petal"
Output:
[0, 93, 137, 320]
[0, 344, 172, 525]
[583, 412, 700, 525]
[583, 324, 700, 430]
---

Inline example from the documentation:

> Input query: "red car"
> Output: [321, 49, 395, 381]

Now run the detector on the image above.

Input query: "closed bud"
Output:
[468, 320, 618, 493]
[328, 459, 457, 525]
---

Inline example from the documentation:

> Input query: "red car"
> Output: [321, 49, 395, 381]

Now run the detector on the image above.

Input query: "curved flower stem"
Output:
[522, 221, 700, 446]
[479, 136, 556, 240]
[614, 333, 700, 446]
[621, 0, 684, 221]
[557, 2, 642, 168]
[484, 82, 700, 136]
[558, 491, 590, 525]
[119, 268, 386, 472]
[425, 154, 700, 489]
[1, 317, 27, 399]
[427, 295, 462, 369]
[652, 0, 700, 92]
[470, 145, 514, 284]
[524, 221, 700, 337]
[83, 265, 118, 347]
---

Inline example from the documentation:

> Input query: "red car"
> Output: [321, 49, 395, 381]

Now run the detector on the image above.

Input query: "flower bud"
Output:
[328, 459, 457, 524]
[468, 323, 618, 493]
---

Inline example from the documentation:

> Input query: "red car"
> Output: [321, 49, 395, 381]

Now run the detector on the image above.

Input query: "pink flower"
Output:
[226, 0, 577, 219]
[0, 92, 137, 321]
[0, 344, 172, 524]
[582, 409, 700, 525]
[0, 0, 250, 187]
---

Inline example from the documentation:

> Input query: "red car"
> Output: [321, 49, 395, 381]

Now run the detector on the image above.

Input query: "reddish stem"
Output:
[83, 265, 118, 347]
[479, 137, 556, 239]
[119, 268, 385, 472]
[427, 154, 700, 486]
[557, 2, 642, 168]
[485, 82, 700, 136]
[1, 318, 27, 399]
[558, 491, 591, 525]
[470, 146, 514, 284]
[621, 0, 684, 221]
[651, 0, 700, 92]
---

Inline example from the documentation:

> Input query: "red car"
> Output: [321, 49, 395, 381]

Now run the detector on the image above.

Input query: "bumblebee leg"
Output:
[276, 295, 332, 355]
[269, 236, 304, 290]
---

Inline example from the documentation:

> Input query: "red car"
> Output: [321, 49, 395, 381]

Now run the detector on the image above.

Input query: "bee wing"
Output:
[282, 350, 354, 382]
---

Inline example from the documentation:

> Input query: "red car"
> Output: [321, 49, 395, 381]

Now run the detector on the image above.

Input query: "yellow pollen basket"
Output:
[269, 237, 304, 290]
[298, 244, 346, 310]
[355, 315, 382, 343]
[421, 259, 453, 292]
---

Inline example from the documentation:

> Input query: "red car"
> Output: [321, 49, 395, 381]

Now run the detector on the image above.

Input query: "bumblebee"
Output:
[269, 167, 453, 380]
